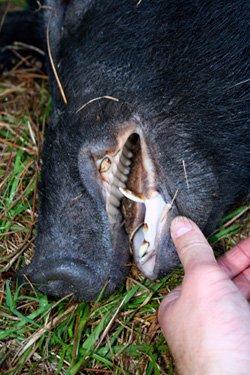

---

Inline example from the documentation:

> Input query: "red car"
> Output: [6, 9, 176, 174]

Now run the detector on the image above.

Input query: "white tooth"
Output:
[111, 162, 118, 175]
[122, 147, 133, 159]
[112, 160, 130, 177]
[120, 153, 132, 167]
[125, 139, 134, 150]
[118, 163, 130, 175]
[103, 181, 109, 190]
[115, 170, 128, 183]
[108, 193, 120, 207]
[129, 222, 144, 243]
[107, 204, 122, 222]
[139, 241, 150, 258]
[109, 184, 123, 199]
[119, 187, 145, 203]
[112, 175, 126, 188]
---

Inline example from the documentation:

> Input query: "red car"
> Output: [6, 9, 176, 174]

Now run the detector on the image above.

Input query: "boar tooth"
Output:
[115, 170, 128, 183]
[112, 175, 126, 189]
[119, 187, 144, 203]
[110, 167, 127, 185]
[129, 222, 144, 243]
[110, 184, 124, 199]
[109, 214, 122, 224]
[122, 147, 133, 159]
[107, 204, 122, 221]
[120, 153, 132, 167]
[103, 181, 109, 189]
[139, 241, 150, 258]
[112, 161, 129, 178]
[125, 139, 134, 150]
[117, 163, 130, 175]
[108, 193, 121, 207]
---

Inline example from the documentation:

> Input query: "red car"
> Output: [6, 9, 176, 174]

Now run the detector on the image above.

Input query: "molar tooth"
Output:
[110, 184, 124, 199]
[115, 170, 128, 183]
[118, 163, 130, 175]
[120, 154, 132, 167]
[107, 204, 122, 222]
[111, 160, 130, 177]
[108, 193, 120, 207]
[111, 162, 118, 175]
[139, 241, 150, 258]
[125, 139, 134, 150]
[119, 188, 145, 203]
[112, 175, 126, 188]
[122, 147, 133, 159]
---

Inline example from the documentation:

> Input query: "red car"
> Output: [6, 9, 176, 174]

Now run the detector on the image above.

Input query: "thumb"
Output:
[158, 285, 182, 323]
[170, 216, 216, 273]
[162, 286, 182, 305]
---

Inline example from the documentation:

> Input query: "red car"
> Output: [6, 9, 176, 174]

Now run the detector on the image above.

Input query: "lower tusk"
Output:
[139, 240, 150, 257]
[129, 222, 144, 243]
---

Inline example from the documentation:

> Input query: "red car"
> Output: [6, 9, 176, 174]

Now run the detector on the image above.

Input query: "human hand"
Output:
[158, 216, 250, 375]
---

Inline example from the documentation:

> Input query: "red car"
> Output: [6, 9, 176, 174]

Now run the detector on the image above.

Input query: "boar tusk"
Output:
[119, 187, 145, 203]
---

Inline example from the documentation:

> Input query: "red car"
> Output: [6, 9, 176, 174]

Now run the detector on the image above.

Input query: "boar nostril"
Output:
[21, 259, 105, 301]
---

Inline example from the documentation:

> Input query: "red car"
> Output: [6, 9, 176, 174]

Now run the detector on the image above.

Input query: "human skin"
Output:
[158, 216, 250, 375]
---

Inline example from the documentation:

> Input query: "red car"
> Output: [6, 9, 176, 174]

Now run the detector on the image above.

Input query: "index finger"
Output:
[170, 216, 216, 272]
[217, 237, 250, 278]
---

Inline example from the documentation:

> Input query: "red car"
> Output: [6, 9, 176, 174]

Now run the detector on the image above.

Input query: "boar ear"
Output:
[62, 0, 95, 32]
[44, 0, 94, 50]
[45, 0, 95, 34]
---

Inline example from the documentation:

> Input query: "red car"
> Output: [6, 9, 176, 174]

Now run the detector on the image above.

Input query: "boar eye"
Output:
[99, 156, 112, 173]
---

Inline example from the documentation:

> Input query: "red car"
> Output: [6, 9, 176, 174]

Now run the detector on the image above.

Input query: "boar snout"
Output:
[20, 253, 129, 301]
[21, 258, 100, 300]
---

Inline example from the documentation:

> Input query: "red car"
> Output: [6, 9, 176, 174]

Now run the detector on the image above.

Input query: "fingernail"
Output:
[171, 217, 193, 239]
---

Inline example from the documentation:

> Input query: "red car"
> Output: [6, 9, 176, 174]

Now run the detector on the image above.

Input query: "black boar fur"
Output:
[1, 0, 249, 300]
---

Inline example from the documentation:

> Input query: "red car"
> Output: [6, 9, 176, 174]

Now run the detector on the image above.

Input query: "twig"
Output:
[170, 188, 179, 208]
[82, 369, 112, 374]
[1, 236, 34, 273]
[13, 42, 45, 56]
[182, 159, 189, 189]
[27, 119, 37, 145]
[0, 136, 37, 155]
[2, 42, 45, 56]
[46, 13, 67, 104]
[95, 297, 126, 348]
[76, 96, 119, 113]
[14, 304, 77, 360]
[223, 206, 249, 228]
[0, 1, 9, 34]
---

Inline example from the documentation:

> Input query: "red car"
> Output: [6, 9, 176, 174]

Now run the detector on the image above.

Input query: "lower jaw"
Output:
[127, 190, 172, 278]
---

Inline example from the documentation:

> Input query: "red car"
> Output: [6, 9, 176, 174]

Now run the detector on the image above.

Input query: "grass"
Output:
[0, 1, 27, 7]
[0, 3, 249, 374]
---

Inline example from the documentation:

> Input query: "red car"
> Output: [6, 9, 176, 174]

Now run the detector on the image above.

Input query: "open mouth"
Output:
[96, 130, 172, 279]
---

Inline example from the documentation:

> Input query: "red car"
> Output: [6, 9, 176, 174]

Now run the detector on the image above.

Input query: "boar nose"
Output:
[21, 258, 105, 301]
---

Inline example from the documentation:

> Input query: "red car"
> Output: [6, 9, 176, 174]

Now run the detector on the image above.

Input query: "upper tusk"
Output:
[119, 187, 145, 203]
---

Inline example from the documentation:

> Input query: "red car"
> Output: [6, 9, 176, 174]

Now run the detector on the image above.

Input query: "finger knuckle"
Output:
[178, 240, 208, 257]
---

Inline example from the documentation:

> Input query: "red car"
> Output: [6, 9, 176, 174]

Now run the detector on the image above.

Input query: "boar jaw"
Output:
[126, 191, 171, 279]
[96, 130, 172, 279]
